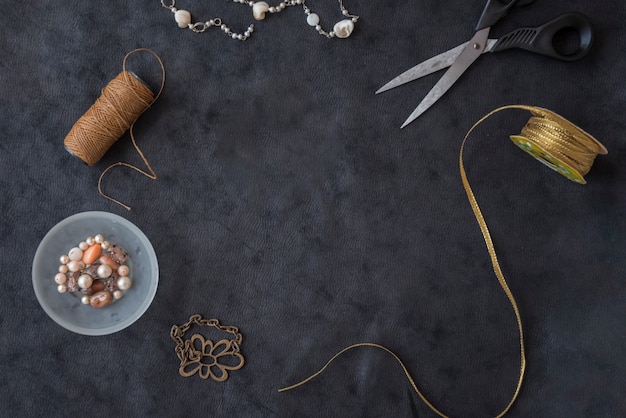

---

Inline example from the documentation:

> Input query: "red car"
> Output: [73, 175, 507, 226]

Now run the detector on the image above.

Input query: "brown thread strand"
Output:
[278, 343, 448, 417]
[64, 48, 166, 210]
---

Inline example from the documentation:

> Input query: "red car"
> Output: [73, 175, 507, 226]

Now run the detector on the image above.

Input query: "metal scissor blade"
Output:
[400, 28, 491, 128]
[376, 43, 468, 94]
[376, 40, 498, 95]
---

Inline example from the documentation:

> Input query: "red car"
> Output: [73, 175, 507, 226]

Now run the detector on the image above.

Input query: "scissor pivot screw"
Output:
[472, 43, 481, 50]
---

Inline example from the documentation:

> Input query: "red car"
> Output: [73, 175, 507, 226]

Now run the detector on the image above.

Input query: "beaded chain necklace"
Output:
[161, 0, 359, 41]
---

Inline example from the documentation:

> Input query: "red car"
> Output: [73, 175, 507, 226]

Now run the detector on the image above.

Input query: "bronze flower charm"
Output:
[179, 334, 245, 381]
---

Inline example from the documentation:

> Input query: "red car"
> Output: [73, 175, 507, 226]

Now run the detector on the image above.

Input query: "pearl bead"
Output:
[68, 247, 83, 261]
[94, 234, 104, 244]
[97, 264, 113, 279]
[86, 237, 95, 246]
[113, 290, 123, 300]
[77, 274, 93, 289]
[307, 13, 319, 26]
[79, 241, 89, 251]
[54, 273, 67, 285]
[58, 265, 68, 274]
[117, 265, 130, 276]
[67, 260, 82, 272]
[57, 284, 67, 293]
[100, 240, 110, 250]
[117, 276, 132, 291]
[60, 255, 70, 265]
[81, 295, 91, 305]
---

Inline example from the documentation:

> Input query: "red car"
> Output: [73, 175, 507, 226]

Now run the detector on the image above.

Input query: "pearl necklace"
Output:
[161, 0, 359, 41]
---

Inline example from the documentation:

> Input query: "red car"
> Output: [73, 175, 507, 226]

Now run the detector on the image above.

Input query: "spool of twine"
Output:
[64, 71, 155, 166]
[63, 48, 165, 210]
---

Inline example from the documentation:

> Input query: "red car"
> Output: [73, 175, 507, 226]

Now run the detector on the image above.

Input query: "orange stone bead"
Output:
[82, 244, 102, 265]
[99, 254, 118, 268]
[84, 280, 105, 296]
[90, 290, 113, 308]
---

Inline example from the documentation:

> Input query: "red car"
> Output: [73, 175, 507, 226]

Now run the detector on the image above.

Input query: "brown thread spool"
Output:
[64, 70, 154, 166]
[63, 48, 165, 210]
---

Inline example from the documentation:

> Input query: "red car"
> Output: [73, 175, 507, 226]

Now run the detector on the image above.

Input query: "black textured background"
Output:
[2, 1, 625, 417]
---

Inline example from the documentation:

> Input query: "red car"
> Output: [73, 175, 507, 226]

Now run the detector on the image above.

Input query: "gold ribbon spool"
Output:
[503, 105, 607, 184]
[279, 105, 607, 418]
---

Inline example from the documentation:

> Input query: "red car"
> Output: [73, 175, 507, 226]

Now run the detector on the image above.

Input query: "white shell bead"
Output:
[60, 255, 70, 265]
[175, 9, 192, 28]
[253, 2, 270, 20]
[58, 265, 68, 274]
[57, 284, 67, 293]
[306, 13, 320, 26]
[94, 234, 104, 244]
[81, 295, 91, 305]
[333, 19, 354, 38]
[113, 290, 123, 300]
[79, 241, 89, 251]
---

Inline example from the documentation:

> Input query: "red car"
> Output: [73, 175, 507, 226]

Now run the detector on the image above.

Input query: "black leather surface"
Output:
[2, 1, 625, 417]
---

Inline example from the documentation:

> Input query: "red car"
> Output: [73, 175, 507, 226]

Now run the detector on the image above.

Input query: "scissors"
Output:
[376, 0, 594, 128]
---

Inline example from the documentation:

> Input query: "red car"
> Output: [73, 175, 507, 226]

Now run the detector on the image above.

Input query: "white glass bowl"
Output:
[32, 211, 159, 335]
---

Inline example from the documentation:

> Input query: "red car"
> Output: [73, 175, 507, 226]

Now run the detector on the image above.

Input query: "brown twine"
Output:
[63, 48, 166, 210]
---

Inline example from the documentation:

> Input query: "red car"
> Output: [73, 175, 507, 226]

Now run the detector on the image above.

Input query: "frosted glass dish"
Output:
[32, 211, 159, 336]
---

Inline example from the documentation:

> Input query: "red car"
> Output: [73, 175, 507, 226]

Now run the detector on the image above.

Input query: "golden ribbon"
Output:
[279, 105, 607, 417]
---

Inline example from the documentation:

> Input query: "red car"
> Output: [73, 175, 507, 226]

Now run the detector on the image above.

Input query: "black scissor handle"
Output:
[490, 12, 593, 61]
[475, 0, 535, 31]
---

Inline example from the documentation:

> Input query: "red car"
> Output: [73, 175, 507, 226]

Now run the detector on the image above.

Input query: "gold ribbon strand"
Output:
[278, 105, 606, 417]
